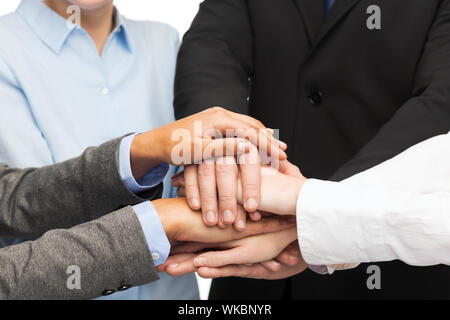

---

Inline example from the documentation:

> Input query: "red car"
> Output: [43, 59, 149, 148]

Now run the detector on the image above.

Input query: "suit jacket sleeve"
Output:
[174, 0, 253, 119]
[331, 1, 450, 181]
[0, 206, 159, 299]
[0, 136, 163, 239]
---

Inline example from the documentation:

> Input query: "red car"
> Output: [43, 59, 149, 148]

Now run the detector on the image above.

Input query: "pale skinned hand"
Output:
[157, 228, 308, 280]
[172, 160, 306, 231]
[197, 257, 308, 280]
[191, 228, 299, 268]
[172, 155, 264, 232]
[156, 250, 302, 277]
[164, 162, 308, 278]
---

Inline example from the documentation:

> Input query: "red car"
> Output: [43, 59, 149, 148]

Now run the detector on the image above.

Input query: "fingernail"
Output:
[268, 128, 275, 135]
[278, 140, 288, 150]
[168, 263, 179, 268]
[223, 210, 234, 223]
[251, 212, 261, 221]
[237, 219, 246, 230]
[271, 261, 281, 267]
[190, 198, 200, 208]
[246, 198, 258, 210]
[194, 257, 207, 267]
[206, 211, 217, 224]
[289, 254, 298, 261]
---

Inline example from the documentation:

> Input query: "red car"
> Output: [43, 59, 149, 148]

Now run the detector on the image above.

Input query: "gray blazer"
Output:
[0, 137, 163, 299]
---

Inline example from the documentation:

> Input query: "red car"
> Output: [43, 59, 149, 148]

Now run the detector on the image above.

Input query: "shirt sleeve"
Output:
[296, 132, 450, 268]
[132, 201, 171, 266]
[119, 135, 171, 265]
[297, 179, 450, 267]
[118, 133, 169, 194]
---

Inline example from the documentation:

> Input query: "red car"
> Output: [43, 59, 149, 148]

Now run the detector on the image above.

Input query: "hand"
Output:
[157, 240, 302, 276]
[197, 259, 308, 280]
[172, 160, 306, 231]
[152, 198, 295, 244]
[157, 228, 308, 280]
[243, 165, 307, 216]
[172, 145, 263, 229]
[130, 107, 287, 180]
[192, 228, 299, 268]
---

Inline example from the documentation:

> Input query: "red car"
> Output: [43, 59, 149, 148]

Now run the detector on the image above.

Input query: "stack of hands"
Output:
[134, 107, 311, 280]
[162, 163, 308, 280]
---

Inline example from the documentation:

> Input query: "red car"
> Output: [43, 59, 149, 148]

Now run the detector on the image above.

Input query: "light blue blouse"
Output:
[0, 0, 198, 300]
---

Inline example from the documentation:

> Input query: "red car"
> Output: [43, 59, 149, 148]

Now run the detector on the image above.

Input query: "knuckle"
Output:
[211, 106, 226, 115]
[215, 164, 235, 175]
[218, 194, 235, 203]
[242, 183, 260, 194]
[255, 120, 265, 128]
[198, 169, 214, 179]
[184, 182, 198, 190]
[201, 194, 218, 203]
[290, 166, 301, 175]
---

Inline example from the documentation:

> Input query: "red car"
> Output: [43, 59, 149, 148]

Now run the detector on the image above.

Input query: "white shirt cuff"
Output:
[296, 179, 382, 266]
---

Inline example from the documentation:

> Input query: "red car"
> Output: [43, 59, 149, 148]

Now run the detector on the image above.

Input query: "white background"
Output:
[0, 0, 203, 36]
[0, 0, 212, 300]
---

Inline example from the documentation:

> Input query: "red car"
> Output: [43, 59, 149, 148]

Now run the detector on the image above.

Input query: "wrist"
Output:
[259, 168, 306, 215]
[152, 198, 186, 243]
[152, 199, 176, 243]
[286, 177, 307, 215]
[273, 176, 306, 215]
[130, 131, 165, 180]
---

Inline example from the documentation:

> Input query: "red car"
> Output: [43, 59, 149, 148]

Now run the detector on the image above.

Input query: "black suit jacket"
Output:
[175, 0, 450, 299]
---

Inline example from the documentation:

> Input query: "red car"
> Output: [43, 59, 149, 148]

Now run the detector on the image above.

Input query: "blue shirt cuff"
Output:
[133, 201, 171, 266]
[119, 134, 169, 194]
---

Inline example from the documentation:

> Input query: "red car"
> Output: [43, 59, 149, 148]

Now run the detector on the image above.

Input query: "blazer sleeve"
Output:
[0, 206, 159, 300]
[0, 136, 163, 239]
[174, 0, 253, 119]
[331, 1, 450, 181]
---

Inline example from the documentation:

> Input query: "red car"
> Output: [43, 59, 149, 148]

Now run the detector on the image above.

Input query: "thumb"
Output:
[279, 160, 303, 178]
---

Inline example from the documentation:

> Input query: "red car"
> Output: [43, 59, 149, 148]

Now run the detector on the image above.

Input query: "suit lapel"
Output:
[293, 0, 324, 44]
[293, 0, 362, 50]
[312, 0, 362, 49]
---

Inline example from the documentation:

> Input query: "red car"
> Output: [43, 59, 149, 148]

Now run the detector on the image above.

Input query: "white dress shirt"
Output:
[297, 132, 450, 268]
